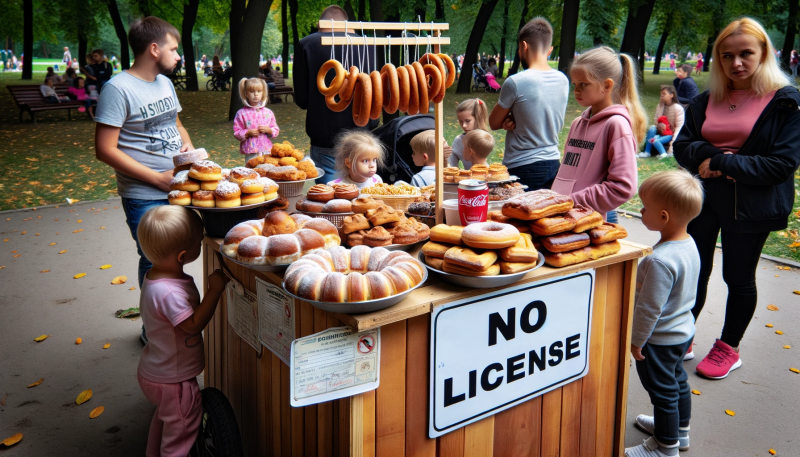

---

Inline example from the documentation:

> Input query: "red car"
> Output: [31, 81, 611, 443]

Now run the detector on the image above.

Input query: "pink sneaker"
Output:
[695, 339, 741, 379]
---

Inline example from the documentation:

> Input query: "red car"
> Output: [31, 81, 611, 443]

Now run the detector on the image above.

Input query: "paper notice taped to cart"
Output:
[289, 326, 380, 407]
[225, 283, 261, 354]
[255, 277, 295, 365]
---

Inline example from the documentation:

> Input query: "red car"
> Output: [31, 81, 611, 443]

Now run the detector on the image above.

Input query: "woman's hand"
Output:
[258, 125, 273, 136]
[698, 158, 722, 178]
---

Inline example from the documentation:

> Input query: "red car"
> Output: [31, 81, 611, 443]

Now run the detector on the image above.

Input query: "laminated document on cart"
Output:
[255, 277, 295, 365]
[290, 326, 380, 407]
[225, 283, 261, 354]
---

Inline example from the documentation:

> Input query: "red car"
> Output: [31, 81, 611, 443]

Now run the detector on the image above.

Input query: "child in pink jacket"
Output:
[233, 77, 280, 165]
[551, 46, 645, 222]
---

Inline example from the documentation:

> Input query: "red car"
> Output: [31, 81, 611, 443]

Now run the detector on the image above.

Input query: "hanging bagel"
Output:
[369, 71, 383, 120]
[396, 65, 411, 113]
[412, 62, 429, 114]
[404, 65, 420, 115]
[422, 64, 444, 103]
[325, 92, 351, 112]
[437, 53, 457, 88]
[380, 64, 400, 114]
[317, 60, 346, 96]
[351, 73, 372, 127]
[338, 66, 360, 102]
[420, 53, 446, 100]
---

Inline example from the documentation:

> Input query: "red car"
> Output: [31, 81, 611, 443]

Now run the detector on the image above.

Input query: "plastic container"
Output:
[443, 199, 459, 225]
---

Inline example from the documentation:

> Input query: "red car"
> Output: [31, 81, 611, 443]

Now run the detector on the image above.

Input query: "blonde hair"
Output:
[571, 46, 647, 144]
[239, 77, 269, 108]
[410, 130, 436, 158]
[137, 206, 204, 264]
[456, 98, 490, 132]
[638, 169, 704, 222]
[710, 17, 790, 103]
[333, 131, 386, 179]
[462, 130, 495, 160]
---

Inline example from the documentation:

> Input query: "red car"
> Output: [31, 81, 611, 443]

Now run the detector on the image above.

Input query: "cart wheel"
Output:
[191, 388, 243, 457]
[206, 80, 214, 91]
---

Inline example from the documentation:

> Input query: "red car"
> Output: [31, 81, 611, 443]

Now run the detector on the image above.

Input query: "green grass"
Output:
[1, 69, 797, 262]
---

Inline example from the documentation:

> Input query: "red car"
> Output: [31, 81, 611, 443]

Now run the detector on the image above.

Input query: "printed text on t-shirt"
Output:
[563, 152, 581, 167]
[567, 138, 595, 150]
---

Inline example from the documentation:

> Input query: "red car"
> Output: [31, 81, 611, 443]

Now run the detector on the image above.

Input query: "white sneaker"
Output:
[684, 350, 695, 361]
[638, 152, 652, 158]
[657, 153, 669, 159]
[635, 415, 690, 451]
[625, 437, 679, 457]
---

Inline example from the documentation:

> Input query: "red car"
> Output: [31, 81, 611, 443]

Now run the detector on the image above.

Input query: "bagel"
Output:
[396, 65, 411, 113]
[338, 66, 359, 102]
[369, 71, 383, 120]
[380, 64, 400, 114]
[351, 73, 372, 127]
[422, 63, 443, 103]
[317, 60, 346, 96]
[438, 53, 457, 88]
[404, 64, 420, 115]
[412, 62, 429, 114]
[420, 53, 446, 100]
[325, 92, 351, 112]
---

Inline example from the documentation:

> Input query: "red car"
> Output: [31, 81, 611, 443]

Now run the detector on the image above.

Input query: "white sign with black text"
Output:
[429, 271, 595, 438]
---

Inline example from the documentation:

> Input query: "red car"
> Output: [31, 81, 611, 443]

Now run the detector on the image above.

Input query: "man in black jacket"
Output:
[294, 6, 380, 184]
[673, 64, 700, 105]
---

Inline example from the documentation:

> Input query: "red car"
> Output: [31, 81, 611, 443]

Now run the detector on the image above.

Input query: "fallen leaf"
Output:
[725, 409, 736, 416]
[102, 343, 111, 349]
[40, 270, 50, 273]
[33, 335, 49, 342]
[11, 251, 17, 253]
[0, 266, 4, 270]
[767, 304, 779, 311]
[111, 276, 127, 285]
[1, 433, 23, 447]
[21, 231, 26, 235]
[59, 249, 67, 254]
[0, 393, 5, 406]
[789, 242, 800, 248]
[27, 378, 43, 388]
[77, 220, 82, 223]
[100, 265, 112, 270]
[72, 229, 84, 233]
[775, 274, 780, 277]
[794, 291, 800, 295]
[790, 368, 800, 374]
[115, 308, 140, 318]
[76, 389, 92, 405]
[766, 323, 774, 328]
[776, 330, 784, 335]
[49, 242, 56, 246]
[769, 449, 776, 455]
[691, 389, 701, 395]
[13, 254, 20, 258]
[75, 338, 82, 345]
[73, 273, 86, 279]
[784, 345, 791, 349]
[89, 406, 104, 418]
[2, 239, 7, 242]
[100, 226, 105, 229]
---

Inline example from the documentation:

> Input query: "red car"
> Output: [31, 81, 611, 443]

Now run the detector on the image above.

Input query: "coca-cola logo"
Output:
[459, 194, 488, 207]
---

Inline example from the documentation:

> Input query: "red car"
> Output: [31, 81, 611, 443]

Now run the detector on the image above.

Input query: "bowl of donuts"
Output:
[494, 189, 628, 268]
[294, 183, 359, 226]
[359, 182, 421, 211]
[220, 210, 341, 271]
[282, 246, 429, 314]
[340, 195, 430, 250]
[419, 222, 545, 288]
[244, 141, 324, 197]
[443, 163, 515, 185]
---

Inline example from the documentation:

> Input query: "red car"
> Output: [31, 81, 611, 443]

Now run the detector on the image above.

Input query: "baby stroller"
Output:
[373, 114, 435, 184]
[471, 63, 489, 92]
[485, 73, 501, 93]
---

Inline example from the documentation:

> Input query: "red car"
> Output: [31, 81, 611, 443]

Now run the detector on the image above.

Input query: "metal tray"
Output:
[218, 244, 292, 272]
[418, 250, 544, 288]
[384, 238, 429, 251]
[184, 195, 278, 212]
[282, 267, 429, 314]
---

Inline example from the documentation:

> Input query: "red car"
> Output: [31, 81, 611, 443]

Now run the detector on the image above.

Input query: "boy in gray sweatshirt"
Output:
[625, 170, 704, 457]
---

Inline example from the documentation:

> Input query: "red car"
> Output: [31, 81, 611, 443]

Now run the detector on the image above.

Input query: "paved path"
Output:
[0, 200, 797, 456]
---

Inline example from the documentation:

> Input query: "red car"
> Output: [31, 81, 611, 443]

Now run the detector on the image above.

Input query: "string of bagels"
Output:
[316, 20, 455, 126]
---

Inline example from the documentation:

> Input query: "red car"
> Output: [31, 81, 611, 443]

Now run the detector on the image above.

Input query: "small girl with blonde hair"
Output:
[449, 98, 489, 169]
[327, 131, 386, 189]
[233, 77, 280, 165]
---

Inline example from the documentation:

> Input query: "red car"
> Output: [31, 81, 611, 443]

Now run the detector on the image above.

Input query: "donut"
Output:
[462, 222, 521, 249]
[188, 160, 222, 181]
[396, 66, 411, 113]
[437, 53, 456, 88]
[172, 148, 209, 167]
[199, 180, 219, 191]
[214, 181, 242, 208]
[307, 184, 335, 202]
[170, 170, 200, 192]
[380, 64, 400, 114]
[317, 59, 346, 96]
[351, 73, 372, 128]
[322, 199, 352, 213]
[368, 71, 383, 120]
[258, 177, 278, 195]
[191, 190, 215, 208]
[404, 64, 420, 115]
[411, 62, 429, 114]
[173, 163, 192, 173]
[338, 66, 359, 101]
[240, 178, 264, 194]
[297, 199, 326, 212]
[168, 190, 191, 206]
[332, 183, 359, 200]
[241, 192, 266, 206]
[422, 63, 443, 103]
[228, 167, 259, 185]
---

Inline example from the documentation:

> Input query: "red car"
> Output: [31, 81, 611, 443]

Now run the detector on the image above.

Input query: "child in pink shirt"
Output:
[233, 77, 280, 165]
[136, 205, 229, 457]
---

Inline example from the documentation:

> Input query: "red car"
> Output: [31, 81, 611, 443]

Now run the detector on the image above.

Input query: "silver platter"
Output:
[184, 195, 278, 212]
[274, 167, 325, 183]
[282, 267, 429, 314]
[417, 250, 544, 288]
[218, 244, 292, 272]
[384, 238, 429, 251]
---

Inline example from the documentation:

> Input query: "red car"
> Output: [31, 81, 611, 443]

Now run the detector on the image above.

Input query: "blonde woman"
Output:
[673, 17, 800, 381]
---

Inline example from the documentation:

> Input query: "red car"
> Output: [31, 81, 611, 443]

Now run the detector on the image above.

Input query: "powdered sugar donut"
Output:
[173, 148, 208, 167]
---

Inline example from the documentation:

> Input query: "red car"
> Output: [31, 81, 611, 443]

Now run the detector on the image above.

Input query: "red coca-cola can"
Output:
[458, 179, 489, 226]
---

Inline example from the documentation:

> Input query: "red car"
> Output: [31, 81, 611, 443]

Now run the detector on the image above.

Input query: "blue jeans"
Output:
[606, 210, 619, 223]
[508, 159, 560, 192]
[120, 197, 169, 288]
[645, 125, 672, 155]
[310, 145, 337, 184]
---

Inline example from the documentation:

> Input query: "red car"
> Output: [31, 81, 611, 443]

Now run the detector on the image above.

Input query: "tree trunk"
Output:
[507, 0, 529, 77]
[704, 1, 726, 72]
[498, 0, 509, 77]
[653, 17, 671, 75]
[106, 0, 130, 70]
[182, 0, 199, 91]
[137, 0, 151, 17]
[22, 0, 32, 80]
[358, 0, 366, 21]
[639, 36, 645, 78]
[78, 36, 87, 74]
[435, 0, 446, 20]
[289, 0, 299, 49]
[619, 0, 657, 60]
[557, 0, 580, 76]
[41, 41, 49, 59]
[781, 0, 799, 72]
[415, 0, 427, 22]
[281, 0, 289, 78]
[456, 0, 500, 93]
[229, 0, 273, 120]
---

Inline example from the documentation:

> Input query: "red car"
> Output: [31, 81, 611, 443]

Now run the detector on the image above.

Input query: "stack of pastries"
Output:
[295, 183, 359, 213]
[443, 163, 511, 183]
[495, 189, 628, 267]
[340, 195, 430, 247]
[168, 160, 279, 208]
[221, 211, 341, 265]
[421, 222, 539, 276]
[283, 246, 426, 303]
[245, 141, 319, 181]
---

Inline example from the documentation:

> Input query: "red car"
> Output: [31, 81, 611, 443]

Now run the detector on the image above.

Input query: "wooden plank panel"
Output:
[464, 416, 494, 457]
[579, 266, 609, 457]
[493, 396, 542, 457]
[339, 397, 351, 456]
[362, 390, 376, 457]
[540, 388, 562, 457]
[438, 427, 465, 457]
[213, 251, 227, 393]
[292, 304, 304, 457]
[272, 354, 283, 457]
[239, 271, 258, 457]
[375, 320, 407, 456]
[203, 244, 211, 389]
[405, 315, 436, 457]
[257, 348, 272, 457]
[596, 263, 625, 456]
[315, 307, 333, 457]
[300, 302, 317, 457]
[281, 361, 292, 457]
[614, 260, 638, 457]
[226, 267, 243, 428]
[559, 380, 583, 457]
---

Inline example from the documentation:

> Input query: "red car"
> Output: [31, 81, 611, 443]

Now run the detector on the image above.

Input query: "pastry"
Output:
[236, 230, 325, 266]
[461, 222, 521, 249]
[322, 199, 353, 213]
[430, 224, 464, 245]
[541, 232, 591, 253]
[308, 184, 335, 202]
[352, 196, 378, 214]
[488, 212, 531, 233]
[422, 241, 451, 259]
[499, 233, 538, 263]
[342, 214, 371, 234]
[188, 160, 222, 181]
[367, 206, 401, 226]
[457, 170, 472, 182]
[470, 164, 488, 181]
[529, 215, 578, 237]
[301, 218, 341, 248]
[501, 189, 574, 220]
[347, 230, 367, 246]
[443, 261, 501, 276]
[290, 213, 313, 228]
[498, 261, 538, 274]
[297, 160, 318, 178]
[259, 178, 279, 199]
[170, 170, 200, 192]
[214, 181, 242, 208]
[588, 222, 628, 244]
[241, 192, 266, 205]
[266, 166, 306, 181]
[168, 190, 191, 206]
[390, 223, 419, 245]
[297, 199, 325, 213]
[257, 196, 289, 217]
[279, 157, 298, 167]
[408, 202, 432, 216]
[443, 246, 498, 271]
[172, 148, 208, 167]
[262, 210, 298, 237]
[425, 255, 444, 270]
[566, 205, 604, 233]
[199, 180, 219, 191]
[191, 190, 215, 208]
[221, 220, 263, 257]
[227, 167, 258, 185]
[173, 163, 192, 173]
[240, 178, 264, 194]
[544, 240, 621, 268]
[332, 183, 359, 200]
[254, 164, 277, 177]
[363, 226, 394, 247]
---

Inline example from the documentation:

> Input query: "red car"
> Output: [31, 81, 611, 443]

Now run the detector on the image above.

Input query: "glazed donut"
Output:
[170, 170, 200, 192]
[411, 62, 429, 114]
[214, 181, 242, 208]
[191, 190, 215, 208]
[437, 53, 457, 88]
[351, 73, 372, 128]
[462, 222, 521, 249]
[403, 64, 420, 115]
[338, 66, 359, 102]
[228, 167, 259, 185]
[188, 160, 222, 182]
[396, 66, 411, 113]
[240, 178, 265, 194]
[422, 63, 443, 104]
[241, 192, 266, 205]
[317, 60, 346, 96]
[380, 64, 400, 114]
[369, 71, 383, 120]
[168, 190, 191, 206]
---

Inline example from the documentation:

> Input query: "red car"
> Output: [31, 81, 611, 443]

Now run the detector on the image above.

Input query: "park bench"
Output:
[269, 72, 294, 103]
[7, 84, 88, 125]
[168, 69, 187, 90]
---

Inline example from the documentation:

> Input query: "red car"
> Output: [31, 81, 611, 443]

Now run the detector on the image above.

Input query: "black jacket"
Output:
[672, 76, 700, 104]
[294, 31, 381, 149]
[673, 86, 800, 233]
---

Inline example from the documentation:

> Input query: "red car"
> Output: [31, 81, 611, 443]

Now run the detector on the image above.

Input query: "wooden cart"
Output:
[202, 237, 651, 456]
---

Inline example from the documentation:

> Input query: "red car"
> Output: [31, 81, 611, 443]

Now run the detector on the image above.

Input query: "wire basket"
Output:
[364, 193, 420, 211]
[298, 211, 354, 229]
[275, 168, 325, 197]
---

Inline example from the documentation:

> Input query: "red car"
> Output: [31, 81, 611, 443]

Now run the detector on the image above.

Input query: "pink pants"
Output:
[137, 373, 202, 457]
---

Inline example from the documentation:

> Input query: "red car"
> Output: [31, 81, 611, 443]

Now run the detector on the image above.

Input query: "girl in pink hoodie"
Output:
[551, 46, 646, 221]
